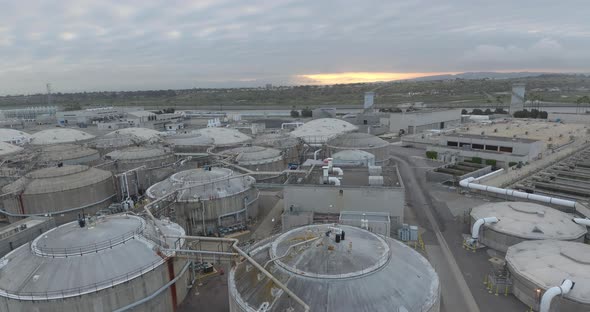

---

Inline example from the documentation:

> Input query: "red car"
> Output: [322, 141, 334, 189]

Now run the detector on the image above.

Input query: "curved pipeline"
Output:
[328, 177, 341, 186]
[573, 218, 590, 227]
[540, 279, 574, 312]
[332, 167, 344, 176]
[471, 217, 499, 240]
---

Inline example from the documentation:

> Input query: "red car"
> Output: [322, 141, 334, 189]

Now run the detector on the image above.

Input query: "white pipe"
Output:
[332, 167, 344, 176]
[471, 217, 499, 240]
[313, 149, 321, 160]
[573, 218, 590, 227]
[540, 279, 574, 312]
[459, 172, 579, 209]
[473, 168, 504, 182]
[328, 177, 341, 186]
[327, 158, 333, 171]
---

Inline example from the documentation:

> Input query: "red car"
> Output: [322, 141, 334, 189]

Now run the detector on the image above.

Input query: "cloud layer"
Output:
[0, 0, 589, 94]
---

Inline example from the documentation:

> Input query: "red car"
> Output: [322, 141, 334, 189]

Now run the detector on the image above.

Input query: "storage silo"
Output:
[469, 202, 586, 252]
[30, 128, 95, 145]
[506, 240, 590, 312]
[220, 146, 285, 173]
[326, 132, 390, 163]
[1, 165, 115, 225]
[253, 132, 302, 164]
[0, 214, 191, 312]
[105, 145, 176, 196]
[332, 149, 376, 166]
[229, 224, 440, 312]
[36, 143, 100, 166]
[146, 168, 258, 235]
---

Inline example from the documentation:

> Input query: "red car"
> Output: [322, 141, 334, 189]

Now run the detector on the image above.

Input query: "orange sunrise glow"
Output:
[299, 72, 459, 84]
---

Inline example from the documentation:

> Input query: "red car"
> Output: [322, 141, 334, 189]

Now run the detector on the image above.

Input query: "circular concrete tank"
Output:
[93, 129, 162, 155]
[105, 127, 162, 141]
[0, 129, 31, 145]
[30, 128, 95, 145]
[332, 149, 376, 166]
[326, 132, 390, 163]
[146, 168, 258, 235]
[106, 145, 176, 195]
[191, 128, 251, 150]
[1, 165, 115, 225]
[253, 132, 301, 164]
[506, 240, 590, 312]
[220, 146, 285, 173]
[163, 132, 214, 153]
[0, 142, 23, 158]
[0, 214, 190, 312]
[470, 202, 586, 252]
[36, 143, 100, 166]
[229, 224, 440, 312]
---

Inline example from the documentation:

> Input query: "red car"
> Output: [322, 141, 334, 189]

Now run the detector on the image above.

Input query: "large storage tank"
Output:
[332, 149, 376, 166]
[290, 118, 358, 144]
[163, 132, 214, 153]
[192, 128, 251, 150]
[30, 128, 95, 145]
[326, 132, 390, 163]
[220, 146, 285, 173]
[1, 165, 115, 224]
[93, 128, 162, 155]
[146, 168, 258, 235]
[0, 142, 23, 159]
[506, 240, 590, 312]
[229, 224, 440, 312]
[105, 127, 162, 141]
[0, 214, 190, 312]
[105, 145, 176, 196]
[470, 202, 586, 252]
[0, 129, 31, 145]
[36, 143, 100, 166]
[253, 132, 302, 164]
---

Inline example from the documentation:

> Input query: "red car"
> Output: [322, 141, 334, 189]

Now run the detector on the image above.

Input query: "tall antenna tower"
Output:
[46, 83, 52, 106]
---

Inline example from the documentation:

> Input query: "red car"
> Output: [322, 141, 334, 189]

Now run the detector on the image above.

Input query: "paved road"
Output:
[391, 150, 480, 312]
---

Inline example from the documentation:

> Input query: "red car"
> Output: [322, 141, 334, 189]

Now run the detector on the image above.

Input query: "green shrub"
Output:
[301, 107, 313, 117]
[485, 159, 497, 167]
[425, 151, 438, 159]
[471, 157, 482, 164]
[508, 162, 517, 167]
[290, 110, 300, 118]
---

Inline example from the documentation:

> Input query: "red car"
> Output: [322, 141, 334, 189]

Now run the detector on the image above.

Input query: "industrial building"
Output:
[105, 145, 177, 197]
[428, 133, 544, 166]
[1, 106, 57, 121]
[36, 143, 100, 166]
[282, 161, 405, 232]
[146, 168, 258, 235]
[0, 214, 190, 312]
[469, 202, 586, 252]
[506, 240, 590, 312]
[326, 132, 390, 163]
[220, 146, 285, 173]
[289, 118, 358, 144]
[253, 132, 302, 164]
[383, 108, 461, 135]
[229, 224, 440, 312]
[0, 129, 31, 145]
[56, 107, 122, 125]
[1, 165, 115, 224]
[30, 128, 95, 145]
[0, 216, 55, 257]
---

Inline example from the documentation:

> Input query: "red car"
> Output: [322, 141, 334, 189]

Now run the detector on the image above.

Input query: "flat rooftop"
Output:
[445, 133, 539, 144]
[298, 164, 400, 187]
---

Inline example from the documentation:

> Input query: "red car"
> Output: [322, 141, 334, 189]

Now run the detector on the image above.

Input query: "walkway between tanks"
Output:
[391, 152, 480, 312]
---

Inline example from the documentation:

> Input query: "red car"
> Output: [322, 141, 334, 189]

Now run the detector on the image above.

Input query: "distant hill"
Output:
[411, 72, 550, 81]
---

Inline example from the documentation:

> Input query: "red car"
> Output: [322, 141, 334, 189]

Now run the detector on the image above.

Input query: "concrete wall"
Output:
[0, 217, 55, 257]
[0, 257, 190, 312]
[283, 185, 405, 228]
[428, 146, 530, 167]
[388, 109, 462, 134]
[282, 211, 314, 231]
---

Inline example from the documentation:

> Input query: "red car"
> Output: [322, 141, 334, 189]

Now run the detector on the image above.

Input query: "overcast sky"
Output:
[1, 0, 589, 95]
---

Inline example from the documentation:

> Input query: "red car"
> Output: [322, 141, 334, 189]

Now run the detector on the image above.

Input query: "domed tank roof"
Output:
[2, 165, 113, 195]
[0, 142, 23, 156]
[221, 146, 282, 164]
[230, 224, 440, 312]
[164, 132, 214, 147]
[30, 128, 95, 145]
[471, 202, 586, 240]
[146, 168, 255, 202]
[327, 132, 389, 149]
[106, 145, 171, 161]
[105, 128, 162, 141]
[507, 240, 590, 304]
[0, 215, 184, 301]
[191, 128, 251, 146]
[39, 144, 99, 162]
[0, 129, 31, 143]
[253, 132, 299, 149]
[290, 118, 358, 142]
[332, 149, 376, 161]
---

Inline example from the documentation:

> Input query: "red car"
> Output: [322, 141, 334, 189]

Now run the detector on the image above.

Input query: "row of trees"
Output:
[290, 107, 313, 118]
[461, 108, 508, 115]
[513, 109, 548, 119]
